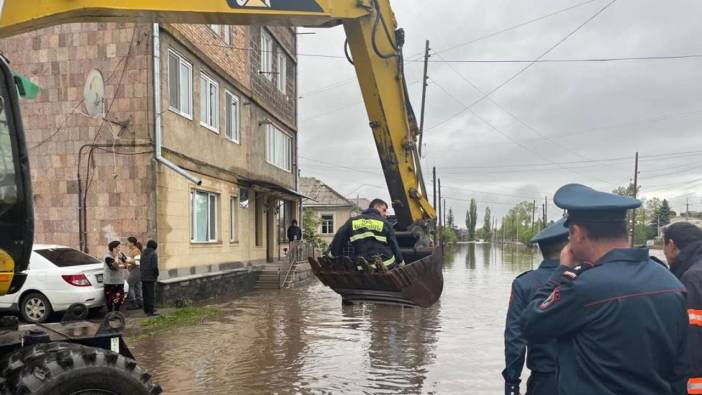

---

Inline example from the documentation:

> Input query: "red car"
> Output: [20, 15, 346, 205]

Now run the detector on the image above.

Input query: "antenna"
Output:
[83, 69, 105, 118]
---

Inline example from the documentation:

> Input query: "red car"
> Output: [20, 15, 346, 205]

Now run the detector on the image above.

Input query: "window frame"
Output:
[200, 72, 220, 133]
[191, 190, 219, 243]
[265, 124, 293, 172]
[260, 29, 273, 81]
[224, 89, 241, 143]
[167, 49, 193, 120]
[276, 52, 287, 94]
[223, 25, 232, 46]
[230, 196, 238, 243]
[320, 213, 335, 235]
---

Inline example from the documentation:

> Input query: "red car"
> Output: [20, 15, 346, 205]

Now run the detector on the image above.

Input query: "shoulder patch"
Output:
[516, 270, 533, 279]
[539, 285, 561, 309]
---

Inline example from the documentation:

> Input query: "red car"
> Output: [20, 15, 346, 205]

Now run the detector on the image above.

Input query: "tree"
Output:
[499, 201, 539, 245]
[447, 208, 455, 229]
[659, 199, 672, 226]
[482, 207, 492, 241]
[466, 198, 478, 240]
[302, 208, 327, 250]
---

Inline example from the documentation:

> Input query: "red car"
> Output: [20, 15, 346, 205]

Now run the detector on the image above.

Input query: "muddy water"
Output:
[131, 244, 539, 394]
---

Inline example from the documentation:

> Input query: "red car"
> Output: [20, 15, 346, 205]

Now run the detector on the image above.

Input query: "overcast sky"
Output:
[296, 0, 702, 228]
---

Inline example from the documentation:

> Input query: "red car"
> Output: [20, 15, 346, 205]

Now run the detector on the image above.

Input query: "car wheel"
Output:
[20, 292, 52, 323]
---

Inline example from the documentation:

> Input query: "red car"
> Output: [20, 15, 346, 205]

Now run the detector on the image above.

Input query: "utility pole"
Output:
[418, 40, 430, 158]
[443, 198, 447, 229]
[631, 152, 639, 247]
[544, 196, 548, 225]
[432, 167, 437, 211]
[513, 214, 518, 244]
[687, 198, 690, 219]
[531, 200, 536, 234]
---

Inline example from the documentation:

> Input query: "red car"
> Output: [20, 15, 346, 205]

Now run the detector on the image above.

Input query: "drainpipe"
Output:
[152, 23, 202, 186]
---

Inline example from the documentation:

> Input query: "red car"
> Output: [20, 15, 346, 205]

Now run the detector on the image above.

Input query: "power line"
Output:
[424, 53, 702, 64]
[427, 0, 618, 132]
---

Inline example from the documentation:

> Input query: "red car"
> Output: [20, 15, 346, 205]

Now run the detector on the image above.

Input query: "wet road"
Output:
[131, 244, 540, 394]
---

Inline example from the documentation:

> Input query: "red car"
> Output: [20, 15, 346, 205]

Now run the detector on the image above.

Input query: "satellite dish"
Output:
[83, 69, 104, 118]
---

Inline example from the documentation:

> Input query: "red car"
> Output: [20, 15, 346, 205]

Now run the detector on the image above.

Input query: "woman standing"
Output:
[104, 240, 127, 312]
[125, 236, 143, 310]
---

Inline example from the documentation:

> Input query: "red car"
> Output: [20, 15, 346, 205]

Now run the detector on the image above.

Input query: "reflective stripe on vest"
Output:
[382, 255, 396, 267]
[689, 378, 702, 394]
[352, 218, 384, 232]
[350, 231, 387, 244]
[689, 309, 702, 327]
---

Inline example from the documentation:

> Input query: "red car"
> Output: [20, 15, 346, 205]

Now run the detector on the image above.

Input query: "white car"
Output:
[0, 244, 129, 323]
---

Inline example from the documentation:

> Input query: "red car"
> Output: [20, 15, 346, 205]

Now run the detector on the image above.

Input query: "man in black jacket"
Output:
[664, 221, 702, 394]
[140, 239, 160, 316]
[328, 198, 404, 270]
[287, 219, 302, 242]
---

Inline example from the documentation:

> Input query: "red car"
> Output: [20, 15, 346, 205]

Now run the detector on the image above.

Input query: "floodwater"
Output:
[131, 244, 540, 394]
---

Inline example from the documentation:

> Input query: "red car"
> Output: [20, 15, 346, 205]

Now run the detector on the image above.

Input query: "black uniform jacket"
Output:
[670, 240, 702, 395]
[521, 248, 689, 395]
[503, 259, 559, 387]
[140, 247, 159, 282]
[328, 208, 404, 265]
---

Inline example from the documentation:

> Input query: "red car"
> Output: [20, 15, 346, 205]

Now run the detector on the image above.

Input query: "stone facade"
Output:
[1, 22, 301, 301]
[0, 23, 155, 255]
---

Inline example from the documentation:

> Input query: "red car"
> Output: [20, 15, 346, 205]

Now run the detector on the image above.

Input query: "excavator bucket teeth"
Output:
[309, 247, 443, 307]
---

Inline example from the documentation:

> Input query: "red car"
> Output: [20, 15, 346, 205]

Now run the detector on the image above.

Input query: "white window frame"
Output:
[265, 124, 292, 172]
[260, 29, 273, 80]
[276, 52, 287, 94]
[191, 190, 219, 243]
[167, 49, 193, 119]
[200, 72, 220, 133]
[230, 196, 238, 242]
[224, 90, 241, 143]
[223, 25, 232, 46]
[320, 213, 335, 235]
[209, 24, 222, 36]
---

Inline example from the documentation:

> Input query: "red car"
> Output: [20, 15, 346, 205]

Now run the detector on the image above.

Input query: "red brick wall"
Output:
[0, 22, 155, 256]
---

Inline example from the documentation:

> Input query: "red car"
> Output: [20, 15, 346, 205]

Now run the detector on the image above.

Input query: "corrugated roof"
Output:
[299, 177, 354, 207]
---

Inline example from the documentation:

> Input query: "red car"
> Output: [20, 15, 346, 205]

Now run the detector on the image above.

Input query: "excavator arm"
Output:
[0, 0, 436, 295]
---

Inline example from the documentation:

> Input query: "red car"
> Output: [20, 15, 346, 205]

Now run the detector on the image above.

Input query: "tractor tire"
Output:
[0, 342, 161, 395]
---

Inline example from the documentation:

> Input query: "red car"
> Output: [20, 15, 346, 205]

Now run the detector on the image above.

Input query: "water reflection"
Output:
[131, 244, 540, 394]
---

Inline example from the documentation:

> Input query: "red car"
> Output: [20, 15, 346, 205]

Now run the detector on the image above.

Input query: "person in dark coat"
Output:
[664, 221, 702, 394]
[140, 240, 160, 316]
[328, 198, 404, 270]
[503, 218, 568, 395]
[287, 219, 302, 242]
[521, 184, 688, 395]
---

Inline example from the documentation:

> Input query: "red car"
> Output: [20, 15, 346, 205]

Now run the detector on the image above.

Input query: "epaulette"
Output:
[649, 256, 669, 268]
[516, 270, 533, 279]
[562, 262, 595, 281]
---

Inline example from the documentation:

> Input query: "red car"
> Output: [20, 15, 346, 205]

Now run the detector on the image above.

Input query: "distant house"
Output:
[299, 177, 355, 245]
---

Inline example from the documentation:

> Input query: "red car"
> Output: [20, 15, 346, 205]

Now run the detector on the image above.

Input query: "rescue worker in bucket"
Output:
[327, 198, 404, 270]
[520, 184, 689, 395]
[503, 218, 568, 395]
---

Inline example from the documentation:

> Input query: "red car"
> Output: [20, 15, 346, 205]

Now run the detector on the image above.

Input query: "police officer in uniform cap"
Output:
[521, 184, 689, 395]
[502, 219, 568, 395]
[328, 198, 404, 270]
[503, 218, 568, 395]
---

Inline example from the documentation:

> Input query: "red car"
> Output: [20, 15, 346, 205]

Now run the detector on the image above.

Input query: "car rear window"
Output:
[35, 248, 101, 267]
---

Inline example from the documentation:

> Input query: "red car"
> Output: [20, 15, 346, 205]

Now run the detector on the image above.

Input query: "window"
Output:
[35, 248, 100, 267]
[276, 53, 286, 94]
[191, 190, 219, 242]
[209, 24, 221, 36]
[200, 73, 219, 132]
[168, 50, 192, 118]
[265, 124, 292, 172]
[225, 90, 240, 143]
[320, 214, 334, 235]
[230, 197, 238, 242]
[240, 188, 249, 208]
[223, 25, 232, 46]
[260, 29, 273, 80]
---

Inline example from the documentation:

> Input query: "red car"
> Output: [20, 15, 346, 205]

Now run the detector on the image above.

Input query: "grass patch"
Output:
[133, 307, 220, 339]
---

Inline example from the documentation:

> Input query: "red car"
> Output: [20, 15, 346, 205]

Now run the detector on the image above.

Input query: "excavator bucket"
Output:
[308, 247, 443, 307]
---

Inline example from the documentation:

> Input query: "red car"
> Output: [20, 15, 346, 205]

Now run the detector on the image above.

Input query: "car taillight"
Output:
[61, 274, 92, 287]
